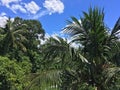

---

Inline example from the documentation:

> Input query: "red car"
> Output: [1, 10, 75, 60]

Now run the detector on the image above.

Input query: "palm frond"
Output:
[111, 18, 120, 36]
[24, 70, 61, 90]
[103, 67, 120, 84]
[109, 17, 120, 40]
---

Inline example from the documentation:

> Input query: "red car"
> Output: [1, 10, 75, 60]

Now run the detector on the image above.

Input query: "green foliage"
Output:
[18, 56, 32, 74]
[0, 7, 120, 90]
[23, 19, 45, 51]
[24, 70, 61, 90]
[0, 16, 45, 90]
[62, 7, 120, 90]
[41, 7, 120, 90]
[0, 56, 30, 90]
[1, 18, 28, 54]
[27, 50, 43, 72]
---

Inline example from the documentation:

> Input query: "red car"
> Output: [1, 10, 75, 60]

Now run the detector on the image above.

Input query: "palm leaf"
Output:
[24, 70, 61, 90]
[103, 67, 120, 84]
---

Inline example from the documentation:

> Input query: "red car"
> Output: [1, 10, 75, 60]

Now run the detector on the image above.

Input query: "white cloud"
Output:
[0, 0, 40, 15]
[40, 33, 62, 45]
[0, 0, 64, 18]
[0, 12, 8, 28]
[25, 1, 40, 14]
[33, 0, 64, 19]
[0, 13, 14, 28]
[43, 0, 64, 15]
[11, 4, 27, 13]
[40, 33, 50, 45]
[1, 12, 7, 16]
[33, 10, 49, 19]
[40, 32, 80, 49]
[0, 0, 21, 7]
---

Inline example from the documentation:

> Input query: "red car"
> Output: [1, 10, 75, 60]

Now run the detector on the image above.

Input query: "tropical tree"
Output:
[23, 7, 120, 90]
[23, 19, 45, 51]
[24, 70, 61, 90]
[25, 36, 89, 90]
[0, 17, 27, 55]
[22, 19, 45, 72]
[28, 7, 120, 90]
[24, 36, 71, 89]
[43, 36, 74, 69]
[63, 7, 120, 90]
[0, 17, 45, 63]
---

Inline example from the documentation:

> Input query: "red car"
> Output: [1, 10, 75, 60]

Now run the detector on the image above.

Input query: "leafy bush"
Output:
[0, 56, 31, 90]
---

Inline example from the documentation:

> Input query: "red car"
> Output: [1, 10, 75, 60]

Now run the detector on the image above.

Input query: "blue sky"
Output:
[0, 0, 120, 35]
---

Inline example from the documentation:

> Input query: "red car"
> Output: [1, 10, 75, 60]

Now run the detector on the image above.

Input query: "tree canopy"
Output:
[0, 7, 120, 90]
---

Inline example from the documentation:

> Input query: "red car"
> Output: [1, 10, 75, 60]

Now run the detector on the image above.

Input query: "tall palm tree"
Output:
[63, 7, 120, 90]
[64, 7, 109, 62]
[1, 17, 28, 54]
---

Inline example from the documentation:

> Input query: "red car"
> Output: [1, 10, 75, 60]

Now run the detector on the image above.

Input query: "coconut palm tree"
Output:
[63, 7, 120, 90]
[1, 17, 28, 55]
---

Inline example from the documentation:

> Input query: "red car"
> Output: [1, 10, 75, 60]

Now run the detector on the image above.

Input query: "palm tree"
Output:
[1, 17, 28, 55]
[43, 36, 74, 69]
[24, 70, 61, 90]
[25, 36, 88, 90]
[63, 7, 120, 90]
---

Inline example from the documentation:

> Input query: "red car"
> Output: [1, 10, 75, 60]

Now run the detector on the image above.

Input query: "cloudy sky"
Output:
[0, 0, 120, 34]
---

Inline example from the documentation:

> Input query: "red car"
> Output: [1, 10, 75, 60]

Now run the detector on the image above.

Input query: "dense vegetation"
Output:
[0, 8, 120, 90]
